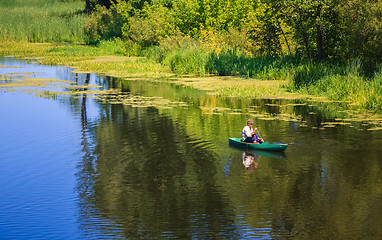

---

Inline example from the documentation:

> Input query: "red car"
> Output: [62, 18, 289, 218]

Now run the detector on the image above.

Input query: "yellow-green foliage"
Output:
[84, 4, 123, 43]
[124, 4, 177, 47]
[0, 0, 85, 42]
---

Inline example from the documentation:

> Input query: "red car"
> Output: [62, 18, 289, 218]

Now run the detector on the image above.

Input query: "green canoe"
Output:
[228, 138, 288, 152]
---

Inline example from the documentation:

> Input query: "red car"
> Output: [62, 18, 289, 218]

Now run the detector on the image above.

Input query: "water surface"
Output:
[1, 57, 382, 239]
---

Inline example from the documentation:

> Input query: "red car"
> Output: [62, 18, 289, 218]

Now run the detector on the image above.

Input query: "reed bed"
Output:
[155, 44, 382, 112]
[0, 0, 85, 42]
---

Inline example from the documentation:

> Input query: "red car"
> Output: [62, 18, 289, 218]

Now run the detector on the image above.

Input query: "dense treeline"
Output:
[84, 0, 382, 112]
[85, 0, 381, 70]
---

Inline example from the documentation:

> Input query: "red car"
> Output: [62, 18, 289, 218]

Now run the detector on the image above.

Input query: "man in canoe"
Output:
[242, 119, 264, 144]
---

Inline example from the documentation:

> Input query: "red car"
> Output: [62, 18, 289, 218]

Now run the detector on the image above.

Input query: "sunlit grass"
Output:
[73, 60, 171, 76]
[0, 0, 85, 42]
[0, 42, 172, 78]
[214, 84, 288, 98]
[293, 60, 382, 113]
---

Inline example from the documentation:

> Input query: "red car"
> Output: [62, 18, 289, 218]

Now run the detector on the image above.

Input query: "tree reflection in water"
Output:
[67, 74, 382, 239]
[76, 103, 243, 238]
[3, 57, 382, 239]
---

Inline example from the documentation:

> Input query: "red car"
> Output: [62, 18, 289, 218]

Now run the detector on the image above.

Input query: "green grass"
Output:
[0, 0, 86, 42]
[208, 49, 295, 80]
[0, 41, 171, 78]
[163, 46, 211, 75]
[291, 60, 382, 113]
[148, 44, 296, 79]
[158, 44, 382, 112]
[97, 39, 125, 56]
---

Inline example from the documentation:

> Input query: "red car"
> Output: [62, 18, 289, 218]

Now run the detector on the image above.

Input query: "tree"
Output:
[86, 0, 91, 13]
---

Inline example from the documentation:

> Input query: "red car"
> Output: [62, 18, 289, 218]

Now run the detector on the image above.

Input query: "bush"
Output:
[123, 40, 142, 56]
[292, 63, 329, 88]
[163, 46, 210, 75]
[158, 34, 193, 54]
[97, 39, 125, 55]
[366, 69, 382, 112]
[84, 4, 122, 43]
[122, 5, 176, 47]
[142, 45, 163, 62]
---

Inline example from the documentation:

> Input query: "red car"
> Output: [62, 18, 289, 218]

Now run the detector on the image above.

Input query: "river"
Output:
[1, 56, 382, 239]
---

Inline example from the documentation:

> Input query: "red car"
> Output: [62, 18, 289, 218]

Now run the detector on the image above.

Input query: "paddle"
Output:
[256, 129, 262, 140]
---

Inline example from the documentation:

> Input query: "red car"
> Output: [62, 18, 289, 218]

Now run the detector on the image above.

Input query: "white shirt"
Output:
[242, 125, 253, 140]
[242, 152, 254, 168]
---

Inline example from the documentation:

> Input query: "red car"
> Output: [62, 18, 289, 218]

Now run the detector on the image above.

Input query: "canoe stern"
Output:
[228, 138, 288, 152]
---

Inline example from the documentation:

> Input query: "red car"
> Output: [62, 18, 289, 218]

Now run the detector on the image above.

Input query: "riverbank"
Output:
[1, 42, 382, 129]
[1, 42, 380, 110]
[1, 0, 380, 114]
[0, 42, 296, 98]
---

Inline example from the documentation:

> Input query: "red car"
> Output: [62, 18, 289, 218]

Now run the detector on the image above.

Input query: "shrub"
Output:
[122, 5, 176, 47]
[142, 45, 163, 62]
[84, 4, 122, 43]
[163, 46, 210, 75]
[123, 40, 142, 56]
[158, 34, 193, 54]
[366, 69, 382, 112]
[97, 39, 125, 55]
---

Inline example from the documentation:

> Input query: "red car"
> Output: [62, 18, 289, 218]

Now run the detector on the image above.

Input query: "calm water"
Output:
[1, 57, 382, 239]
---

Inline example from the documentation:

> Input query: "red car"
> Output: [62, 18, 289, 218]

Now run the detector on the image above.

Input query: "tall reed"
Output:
[164, 46, 210, 75]
[156, 43, 382, 112]
[0, 0, 85, 42]
[292, 59, 382, 112]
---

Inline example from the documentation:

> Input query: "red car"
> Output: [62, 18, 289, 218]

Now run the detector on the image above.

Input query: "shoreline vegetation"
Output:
[0, 0, 381, 113]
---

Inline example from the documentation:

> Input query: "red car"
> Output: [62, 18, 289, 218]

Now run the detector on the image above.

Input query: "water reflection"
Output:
[242, 152, 259, 172]
[241, 150, 288, 173]
[84, 104, 240, 238]
[2, 57, 382, 239]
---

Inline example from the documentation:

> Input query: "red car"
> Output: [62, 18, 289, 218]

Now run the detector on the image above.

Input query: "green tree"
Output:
[86, 0, 91, 13]
[123, 3, 176, 46]
[339, 0, 382, 72]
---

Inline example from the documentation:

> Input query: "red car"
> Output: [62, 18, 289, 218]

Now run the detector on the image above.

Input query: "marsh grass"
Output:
[1, 42, 118, 63]
[208, 49, 294, 80]
[0, 0, 85, 42]
[167, 45, 382, 112]
[0, 42, 171, 79]
[214, 84, 287, 98]
[1, 40, 381, 113]
[293, 60, 382, 112]
[164, 47, 211, 75]
[97, 39, 125, 55]
[73, 60, 170, 77]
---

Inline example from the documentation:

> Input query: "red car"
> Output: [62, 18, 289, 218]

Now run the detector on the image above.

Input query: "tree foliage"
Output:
[85, 0, 382, 71]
